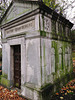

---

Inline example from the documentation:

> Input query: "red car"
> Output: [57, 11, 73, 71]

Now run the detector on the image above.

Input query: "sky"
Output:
[57, 0, 75, 29]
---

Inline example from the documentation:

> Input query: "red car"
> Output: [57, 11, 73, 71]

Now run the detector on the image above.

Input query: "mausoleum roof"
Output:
[0, 0, 73, 28]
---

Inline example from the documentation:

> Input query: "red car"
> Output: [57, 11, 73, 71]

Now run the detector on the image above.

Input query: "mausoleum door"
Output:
[13, 45, 21, 89]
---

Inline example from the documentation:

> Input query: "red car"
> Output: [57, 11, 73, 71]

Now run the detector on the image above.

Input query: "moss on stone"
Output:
[1, 77, 10, 87]
[51, 40, 73, 80]
[40, 72, 73, 100]
[2, 73, 8, 79]
[40, 31, 46, 37]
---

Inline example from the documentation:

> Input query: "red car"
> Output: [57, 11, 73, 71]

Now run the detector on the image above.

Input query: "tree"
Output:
[43, 0, 60, 10]
[0, 0, 11, 18]
[43, 0, 75, 29]
[56, 0, 75, 29]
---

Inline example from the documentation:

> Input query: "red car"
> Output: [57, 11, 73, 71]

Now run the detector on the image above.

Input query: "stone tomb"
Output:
[0, 0, 73, 100]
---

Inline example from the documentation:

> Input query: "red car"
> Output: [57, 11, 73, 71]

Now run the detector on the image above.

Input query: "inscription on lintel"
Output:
[5, 20, 35, 35]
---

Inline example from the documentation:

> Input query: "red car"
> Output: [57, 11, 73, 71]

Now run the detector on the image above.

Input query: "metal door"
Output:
[13, 45, 21, 89]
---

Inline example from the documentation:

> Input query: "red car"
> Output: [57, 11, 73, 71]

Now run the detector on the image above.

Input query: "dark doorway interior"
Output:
[13, 45, 21, 89]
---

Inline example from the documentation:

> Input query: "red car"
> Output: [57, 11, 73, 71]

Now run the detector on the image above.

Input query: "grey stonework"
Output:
[0, 0, 74, 100]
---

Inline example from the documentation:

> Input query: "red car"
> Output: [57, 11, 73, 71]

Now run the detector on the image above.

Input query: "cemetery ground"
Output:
[0, 61, 75, 100]
[51, 78, 75, 100]
[0, 76, 75, 100]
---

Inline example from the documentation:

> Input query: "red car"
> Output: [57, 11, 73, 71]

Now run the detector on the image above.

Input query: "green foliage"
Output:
[0, 48, 2, 61]
[0, 48, 2, 57]
[43, 0, 59, 10]
[0, 5, 6, 18]
[0, 0, 11, 18]
[43, 0, 64, 15]
[71, 30, 75, 41]
[71, 30, 75, 34]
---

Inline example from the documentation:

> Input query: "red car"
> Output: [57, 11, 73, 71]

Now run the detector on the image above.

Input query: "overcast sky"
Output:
[57, 0, 75, 29]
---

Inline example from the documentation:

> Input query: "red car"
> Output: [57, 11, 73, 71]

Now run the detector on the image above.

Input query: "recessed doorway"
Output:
[13, 45, 21, 89]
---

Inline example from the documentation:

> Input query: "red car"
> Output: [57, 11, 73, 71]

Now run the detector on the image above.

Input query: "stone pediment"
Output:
[2, 1, 39, 25]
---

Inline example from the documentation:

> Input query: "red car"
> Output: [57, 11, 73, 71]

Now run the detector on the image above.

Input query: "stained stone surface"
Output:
[26, 38, 41, 86]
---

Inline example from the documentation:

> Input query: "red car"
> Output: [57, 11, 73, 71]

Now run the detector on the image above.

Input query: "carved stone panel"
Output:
[44, 16, 51, 32]
[2, 2, 38, 24]
[59, 48, 62, 65]
[51, 48, 55, 73]
[40, 15, 51, 32]
[5, 20, 35, 37]
[65, 48, 68, 67]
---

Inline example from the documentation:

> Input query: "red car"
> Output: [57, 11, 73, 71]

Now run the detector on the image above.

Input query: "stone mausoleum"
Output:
[0, 0, 74, 100]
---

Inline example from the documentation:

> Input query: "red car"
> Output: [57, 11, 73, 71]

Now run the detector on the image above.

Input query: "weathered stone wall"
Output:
[38, 14, 73, 100]
[40, 39, 72, 87]
[72, 31, 75, 72]
[26, 38, 41, 86]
